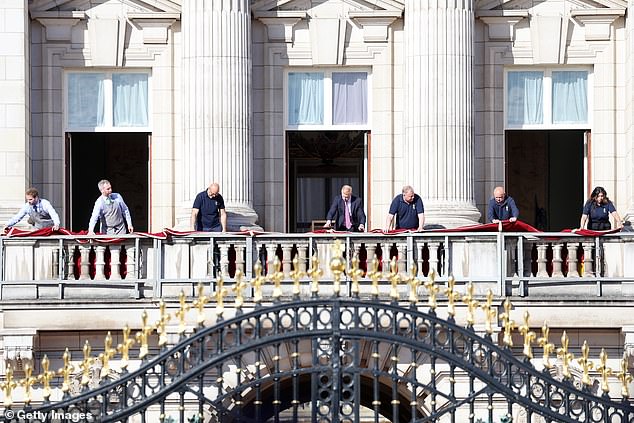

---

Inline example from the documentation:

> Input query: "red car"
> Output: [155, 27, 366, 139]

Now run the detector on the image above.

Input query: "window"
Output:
[66, 71, 150, 131]
[286, 70, 369, 129]
[505, 69, 590, 128]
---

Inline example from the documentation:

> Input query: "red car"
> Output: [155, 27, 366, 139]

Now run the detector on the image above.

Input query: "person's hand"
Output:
[417, 227, 425, 231]
[88, 230, 95, 235]
[128, 226, 134, 233]
[358, 224, 365, 232]
[492, 219, 500, 224]
[52, 225, 59, 231]
[323, 221, 332, 228]
[509, 217, 517, 223]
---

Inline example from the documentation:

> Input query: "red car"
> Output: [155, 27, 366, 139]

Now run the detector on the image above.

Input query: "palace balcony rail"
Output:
[1, 231, 633, 300]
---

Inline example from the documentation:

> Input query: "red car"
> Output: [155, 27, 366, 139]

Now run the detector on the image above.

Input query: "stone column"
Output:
[404, 1, 480, 227]
[180, 0, 260, 230]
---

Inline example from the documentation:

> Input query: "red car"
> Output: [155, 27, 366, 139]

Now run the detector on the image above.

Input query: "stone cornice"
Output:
[128, 13, 180, 44]
[254, 11, 307, 43]
[477, 12, 528, 41]
[349, 11, 402, 43]
[570, 10, 624, 41]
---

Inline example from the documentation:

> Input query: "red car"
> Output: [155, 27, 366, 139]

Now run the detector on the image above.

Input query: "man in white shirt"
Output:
[88, 179, 133, 235]
[5, 187, 60, 231]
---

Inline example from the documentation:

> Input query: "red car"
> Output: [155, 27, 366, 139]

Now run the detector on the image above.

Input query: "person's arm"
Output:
[385, 214, 395, 232]
[324, 199, 338, 228]
[509, 198, 519, 222]
[487, 200, 497, 223]
[116, 195, 133, 233]
[611, 210, 623, 229]
[42, 199, 61, 231]
[5, 204, 29, 228]
[579, 214, 588, 230]
[356, 200, 367, 232]
[220, 209, 227, 232]
[417, 213, 425, 231]
[579, 202, 591, 230]
[88, 199, 102, 234]
[191, 208, 199, 231]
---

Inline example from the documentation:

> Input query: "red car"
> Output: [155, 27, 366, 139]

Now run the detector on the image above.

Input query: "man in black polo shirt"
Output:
[385, 185, 425, 231]
[191, 182, 227, 232]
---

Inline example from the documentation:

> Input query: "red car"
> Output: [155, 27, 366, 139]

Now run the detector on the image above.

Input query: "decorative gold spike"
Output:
[0, 364, 17, 407]
[233, 270, 248, 309]
[156, 300, 171, 348]
[38, 354, 55, 400]
[537, 322, 555, 369]
[80, 340, 94, 386]
[307, 256, 323, 296]
[499, 298, 516, 347]
[330, 240, 346, 297]
[289, 258, 305, 298]
[174, 291, 190, 335]
[403, 264, 419, 304]
[349, 255, 364, 297]
[518, 311, 536, 359]
[462, 282, 479, 326]
[214, 277, 229, 317]
[557, 331, 574, 380]
[268, 257, 284, 300]
[99, 331, 117, 379]
[252, 261, 267, 304]
[596, 348, 613, 394]
[616, 352, 633, 398]
[480, 289, 496, 335]
[58, 348, 74, 393]
[424, 269, 440, 311]
[577, 341, 594, 387]
[192, 282, 208, 325]
[21, 363, 38, 405]
[444, 276, 460, 317]
[117, 324, 135, 370]
[388, 257, 401, 302]
[367, 256, 381, 298]
[136, 310, 154, 359]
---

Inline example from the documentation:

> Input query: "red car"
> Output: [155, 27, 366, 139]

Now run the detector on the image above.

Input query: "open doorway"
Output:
[287, 131, 367, 233]
[66, 133, 150, 232]
[506, 130, 585, 231]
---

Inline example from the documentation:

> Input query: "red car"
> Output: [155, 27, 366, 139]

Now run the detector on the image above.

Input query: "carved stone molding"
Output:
[623, 326, 634, 367]
[1, 330, 37, 376]
[477, 11, 528, 41]
[254, 11, 306, 43]
[127, 13, 180, 45]
[30, 11, 86, 42]
[570, 9, 625, 41]
[349, 11, 401, 43]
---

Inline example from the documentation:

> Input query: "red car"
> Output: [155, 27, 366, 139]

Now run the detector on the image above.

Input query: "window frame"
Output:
[504, 67, 592, 130]
[284, 68, 372, 131]
[64, 69, 152, 132]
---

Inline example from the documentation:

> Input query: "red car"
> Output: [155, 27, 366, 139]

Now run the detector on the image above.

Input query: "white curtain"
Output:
[288, 73, 324, 125]
[552, 71, 587, 124]
[507, 71, 543, 125]
[68, 73, 105, 128]
[332, 72, 367, 125]
[113, 73, 149, 127]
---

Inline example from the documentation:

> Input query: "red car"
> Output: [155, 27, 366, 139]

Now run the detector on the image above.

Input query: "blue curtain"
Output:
[288, 73, 324, 125]
[332, 72, 367, 125]
[552, 71, 588, 124]
[507, 71, 543, 125]
[68, 73, 105, 128]
[113, 73, 149, 127]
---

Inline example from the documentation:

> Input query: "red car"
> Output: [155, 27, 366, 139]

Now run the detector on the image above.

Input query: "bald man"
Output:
[191, 182, 227, 232]
[487, 186, 519, 223]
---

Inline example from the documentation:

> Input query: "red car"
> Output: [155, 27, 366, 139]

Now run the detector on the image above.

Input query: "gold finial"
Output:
[596, 348, 613, 394]
[1, 364, 17, 407]
[117, 325, 135, 371]
[156, 300, 171, 348]
[330, 240, 346, 297]
[192, 282, 208, 325]
[307, 256, 323, 297]
[233, 270, 248, 309]
[617, 352, 633, 398]
[252, 261, 267, 304]
[388, 257, 401, 302]
[444, 276, 460, 317]
[480, 289, 497, 335]
[21, 363, 38, 405]
[214, 277, 229, 317]
[58, 348, 74, 393]
[577, 341, 594, 387]
[38, 355, 55, 400]
[268, 257, 284, 300]
[289, 258, 304, 298]
[462, 282, 479, 326]
[557, 331, 574, 380]
[136, 310, 154, 359]
[367, 256, 381, 298]
[518, 311, 536, 359]
[499, 298, 516, 347]
[349, 255, 364, 297]
[99, 331, 117, 380]
[537, 322, 555, 369]
[403, 264, 419, 304]
[424, 269, 440, 311]
[174, 291, 190, 335]
[80, 340, 93, 386]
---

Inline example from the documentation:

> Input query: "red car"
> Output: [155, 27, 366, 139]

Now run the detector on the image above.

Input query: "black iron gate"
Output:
[4, 296, 633, 423]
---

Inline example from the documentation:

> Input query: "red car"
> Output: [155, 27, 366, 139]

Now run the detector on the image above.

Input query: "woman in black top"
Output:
[579, 186, 623, 230]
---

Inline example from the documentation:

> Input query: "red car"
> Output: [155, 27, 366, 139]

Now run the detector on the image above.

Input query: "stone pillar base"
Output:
[175, 203, 262, 232]
[424, 201, 482, 229]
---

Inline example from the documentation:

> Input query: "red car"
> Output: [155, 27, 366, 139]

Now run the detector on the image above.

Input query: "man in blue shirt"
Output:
[487, 186, 519, 223]
[385, 185, 425, 231]
[191, 182, 227, 232]
[5, 187, 60, 231]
